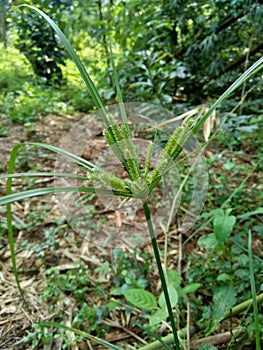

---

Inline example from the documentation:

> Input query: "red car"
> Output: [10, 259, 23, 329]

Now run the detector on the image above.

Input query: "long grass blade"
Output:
[39, 321, 124, 350]
[6, 145, 28, 307]
[192, 57, 263, 133]
[27, 142, 96, 170]
[248, 230, 260, 350]
[20, 4, 110, 126]
[0, 172, 88, 180]
[4, 142, 129, 307]
[109, 44, 129, 129]
[1, 186, 133, 206]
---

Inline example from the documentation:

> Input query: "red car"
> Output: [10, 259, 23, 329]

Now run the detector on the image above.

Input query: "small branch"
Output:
[224, 293, 263, 319]
[142, 294, 263, 350]
[190, 327, 245, 349]
[139, 327, 195, 350]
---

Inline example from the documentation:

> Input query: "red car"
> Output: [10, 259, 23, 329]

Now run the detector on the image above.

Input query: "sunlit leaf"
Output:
[123, 289, 157, 310]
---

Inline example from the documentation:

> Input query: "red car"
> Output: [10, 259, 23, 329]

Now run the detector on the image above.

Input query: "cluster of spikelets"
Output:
[88, 115, 194, 200]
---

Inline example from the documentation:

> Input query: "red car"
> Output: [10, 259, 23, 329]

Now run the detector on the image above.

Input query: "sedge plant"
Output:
[0, 5, 263, 349]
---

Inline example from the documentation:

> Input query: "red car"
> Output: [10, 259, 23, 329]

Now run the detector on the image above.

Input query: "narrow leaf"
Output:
[27, 142, 96, 171]
[20, 4, 109, 126]
[109, 44, 128, 129]
[238, 208, 263, 219]
[39, 321, 123, 350]
[0, 172, 88, 180]
[0, 186, 133, 206]
[193, 57, 263, 133]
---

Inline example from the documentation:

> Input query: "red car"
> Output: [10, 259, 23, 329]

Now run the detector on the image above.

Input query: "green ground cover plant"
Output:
[0, 4, 262, 349]
[0, 46, 94, 125]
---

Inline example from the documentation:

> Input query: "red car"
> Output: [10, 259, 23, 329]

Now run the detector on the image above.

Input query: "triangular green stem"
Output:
[142, 201, 181, 350]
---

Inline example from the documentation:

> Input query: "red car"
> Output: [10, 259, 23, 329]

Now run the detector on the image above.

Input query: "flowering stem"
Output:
[142, 201, 181, 350]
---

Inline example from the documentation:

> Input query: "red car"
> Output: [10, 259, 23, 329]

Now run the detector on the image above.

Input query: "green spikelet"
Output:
[103, 124, 124, 162]
[121, 124, 140, 180]
[148, 120, 194, 187]
[103, 128, 114, 146]
[164, 126, 183, 159]
[144, 141, 154, 180]
[121, 124, 130, 139]
[103, 117, 140, 181]
[170, 118, 194, 160]
[89, 168, 129, 192]
[130, 178, 149, 199]
[108, 115, 123, 141]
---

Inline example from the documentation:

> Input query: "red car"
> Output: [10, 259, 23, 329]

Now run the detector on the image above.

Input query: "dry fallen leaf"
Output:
[203, 109, 219, 142]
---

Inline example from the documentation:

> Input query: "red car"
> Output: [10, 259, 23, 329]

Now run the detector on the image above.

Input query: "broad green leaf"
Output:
[213, 285, 236, 321]
[206, 285, 236, 335]
[213, 213, 236, 243]
[123, 289, 157, 310]
[158, 285, 178, 309]
[149, 308, 168, 326]
[110, 287, 122, 296]
[166, 269, 181, 288]
[106, 301, 119, 309]
[217, 273, 232, 281]
[198, 344, 218, 350]
[198, 233, 218, 250]
[180, 283, 201, 295]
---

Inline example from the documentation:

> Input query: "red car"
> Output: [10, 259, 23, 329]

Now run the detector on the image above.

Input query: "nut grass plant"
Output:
[0, 4, 262, 349]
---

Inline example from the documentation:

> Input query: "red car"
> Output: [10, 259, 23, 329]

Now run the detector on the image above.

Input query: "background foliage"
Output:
[1, 0, 262, 107]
